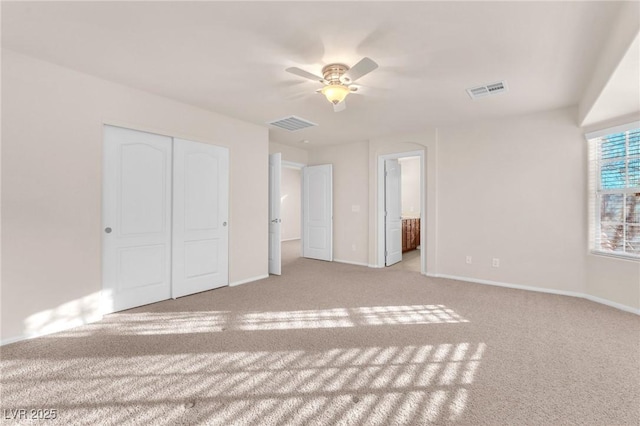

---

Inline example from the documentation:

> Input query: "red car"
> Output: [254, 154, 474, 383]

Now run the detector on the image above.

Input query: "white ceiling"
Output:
[1, 1, 624, 147]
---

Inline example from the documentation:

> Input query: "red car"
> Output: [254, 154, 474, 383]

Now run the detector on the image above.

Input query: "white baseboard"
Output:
[581, 293, 640, 315]
[428, 273, 640, 315]
[281, 238, 301, 242]
[1, 335, 29, 346]
[1, 313, 103, 347]
[229, 274, 269, 287]
[334, 259, 368, 267]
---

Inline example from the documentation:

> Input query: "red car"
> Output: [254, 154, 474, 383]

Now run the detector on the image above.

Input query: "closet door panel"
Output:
[102, 125, 172, 313]
[172, 138, 229, 298]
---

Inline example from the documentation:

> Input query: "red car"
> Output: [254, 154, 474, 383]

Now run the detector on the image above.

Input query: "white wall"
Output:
[1, 50, 269, 343]
[269, 141, 309, 165]
[586, 256, 639, 310]
[433, 106, 639, 312]
[309, 142, 369, 266]
[281, 167, 301, 241]
[437, 107, 587, 294]
[399, 157, 421, 218]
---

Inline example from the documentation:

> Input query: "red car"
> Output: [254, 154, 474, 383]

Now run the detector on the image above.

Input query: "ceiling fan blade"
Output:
[341, 57, 378, 83]
[285, 67, 325, 83]
[333, 101, 346, 112]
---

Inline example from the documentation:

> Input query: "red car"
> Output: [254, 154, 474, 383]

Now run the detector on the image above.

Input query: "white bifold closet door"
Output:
[103, 126, 228, 313]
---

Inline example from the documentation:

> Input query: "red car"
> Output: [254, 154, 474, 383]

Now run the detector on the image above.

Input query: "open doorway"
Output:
[393, 156, 422, 271]
[377, 151, 425, 274]
[281, 162, 303, 268]
[269, 156, 332, 274]
[269, 155, 304, 275]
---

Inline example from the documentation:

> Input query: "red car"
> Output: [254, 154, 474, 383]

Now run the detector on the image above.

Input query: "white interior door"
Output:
[269, 153, 282, 275]
[172, 138, 229, 298]
[385, 159, 403, 266]
[303, 164, 333, 261]
[103, 125, 172, 313]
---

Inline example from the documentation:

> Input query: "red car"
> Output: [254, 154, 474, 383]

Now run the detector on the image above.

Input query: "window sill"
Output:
[589, 250, 640, 262]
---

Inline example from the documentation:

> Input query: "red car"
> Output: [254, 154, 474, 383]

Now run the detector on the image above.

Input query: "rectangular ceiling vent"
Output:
[268, 115, 318, 131]
[466, 80, 508, 99]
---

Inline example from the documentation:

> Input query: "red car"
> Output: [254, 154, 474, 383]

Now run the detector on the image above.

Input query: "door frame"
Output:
[377, 150, 425, 274]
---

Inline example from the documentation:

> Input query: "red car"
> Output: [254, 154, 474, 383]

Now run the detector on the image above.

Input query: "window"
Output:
[587, 123, 640, 259]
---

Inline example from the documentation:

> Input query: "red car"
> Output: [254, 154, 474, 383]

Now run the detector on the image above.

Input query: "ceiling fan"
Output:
[286, 57, 378, 112]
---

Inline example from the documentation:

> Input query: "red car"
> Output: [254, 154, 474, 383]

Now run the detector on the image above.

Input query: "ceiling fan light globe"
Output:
[321, 84, 350, 105]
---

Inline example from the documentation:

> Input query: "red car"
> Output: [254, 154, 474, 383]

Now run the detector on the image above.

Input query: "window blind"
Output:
[587, 123, 640, 259]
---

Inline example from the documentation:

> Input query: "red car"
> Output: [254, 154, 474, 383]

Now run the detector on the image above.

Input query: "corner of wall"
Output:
[579, 1, 640, 125]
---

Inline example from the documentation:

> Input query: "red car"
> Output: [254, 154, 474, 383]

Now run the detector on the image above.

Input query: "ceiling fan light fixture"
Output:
[321, 84, 350, 105]
[285, 58, 377, 111]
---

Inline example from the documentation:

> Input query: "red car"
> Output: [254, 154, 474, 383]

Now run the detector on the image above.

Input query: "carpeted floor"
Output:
[1, 241, 639, 425]
[388, 248, 421, 273]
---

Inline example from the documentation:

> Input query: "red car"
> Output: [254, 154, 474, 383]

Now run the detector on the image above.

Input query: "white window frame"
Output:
[586, 121, 640, 261]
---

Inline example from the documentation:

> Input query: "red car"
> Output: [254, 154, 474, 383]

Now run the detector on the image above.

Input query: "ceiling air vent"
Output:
[466, 80, 508, 99]
[268, 115, 318, 131]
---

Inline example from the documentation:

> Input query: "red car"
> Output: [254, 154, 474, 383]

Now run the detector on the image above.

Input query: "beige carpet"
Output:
[1, 241, 639, 425]
[388, 248, 421, 273]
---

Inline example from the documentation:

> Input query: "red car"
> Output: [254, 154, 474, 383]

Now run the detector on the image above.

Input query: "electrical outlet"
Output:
[492, 258, 500, 267]
[466, 256, 472, 264]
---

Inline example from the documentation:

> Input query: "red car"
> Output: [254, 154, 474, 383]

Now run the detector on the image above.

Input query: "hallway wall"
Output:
[281, 167, 301, 241]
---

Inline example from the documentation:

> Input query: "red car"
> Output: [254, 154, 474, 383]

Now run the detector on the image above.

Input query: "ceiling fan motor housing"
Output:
[322, 63, 349, 84]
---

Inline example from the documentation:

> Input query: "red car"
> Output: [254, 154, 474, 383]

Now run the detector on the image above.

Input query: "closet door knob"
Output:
[105, 227, 112, 234]
[223, 222, 227, 227]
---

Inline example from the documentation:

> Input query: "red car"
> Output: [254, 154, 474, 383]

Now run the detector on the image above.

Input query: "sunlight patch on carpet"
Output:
[54, 304, 470, 336]
[1, 343, 485, 424]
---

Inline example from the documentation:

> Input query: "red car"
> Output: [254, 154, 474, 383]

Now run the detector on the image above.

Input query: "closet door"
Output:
[172, 138, 229, 298]
[102, 125, 172, 313]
